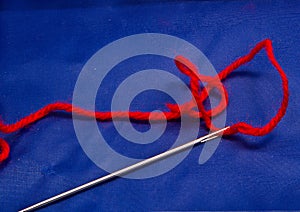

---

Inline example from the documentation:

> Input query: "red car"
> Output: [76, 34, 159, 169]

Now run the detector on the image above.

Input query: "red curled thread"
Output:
[0, 39, 289, 163]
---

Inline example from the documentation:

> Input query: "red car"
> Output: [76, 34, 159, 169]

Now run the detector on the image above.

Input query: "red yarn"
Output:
[0, 138, 10, 162]
[0, 39, 289, 162]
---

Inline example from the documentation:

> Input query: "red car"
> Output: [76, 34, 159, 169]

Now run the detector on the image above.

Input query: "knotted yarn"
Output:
[0, 39, 289, 163]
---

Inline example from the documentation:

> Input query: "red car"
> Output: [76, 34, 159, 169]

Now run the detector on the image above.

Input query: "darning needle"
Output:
[19, 126, 229, 212]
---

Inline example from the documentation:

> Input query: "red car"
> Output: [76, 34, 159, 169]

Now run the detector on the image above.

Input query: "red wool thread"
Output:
[0, 39, 289, 163]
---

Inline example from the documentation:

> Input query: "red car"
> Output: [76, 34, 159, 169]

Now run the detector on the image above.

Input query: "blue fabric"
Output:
[1, 1, 300, 211]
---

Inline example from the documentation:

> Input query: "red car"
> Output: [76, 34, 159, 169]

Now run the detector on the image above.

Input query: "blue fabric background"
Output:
[0, 0, 300, 211]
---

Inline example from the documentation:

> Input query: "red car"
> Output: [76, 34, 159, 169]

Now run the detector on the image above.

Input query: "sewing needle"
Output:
[19, 126, 229, 212]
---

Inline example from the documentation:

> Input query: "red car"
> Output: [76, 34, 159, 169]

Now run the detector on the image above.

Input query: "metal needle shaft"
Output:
[19, 126, 229, 212]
